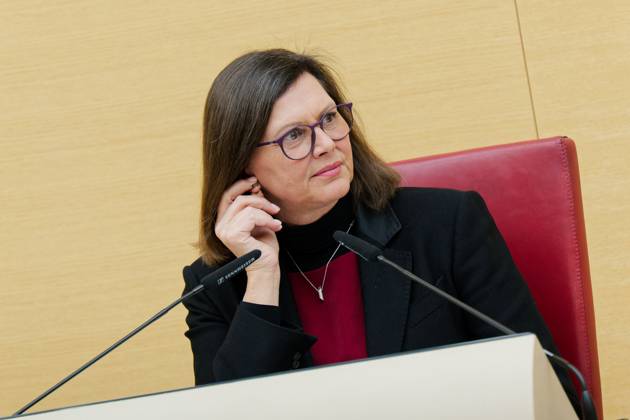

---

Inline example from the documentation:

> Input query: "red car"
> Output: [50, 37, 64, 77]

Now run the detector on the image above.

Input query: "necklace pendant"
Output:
[317, 288, 324, 301]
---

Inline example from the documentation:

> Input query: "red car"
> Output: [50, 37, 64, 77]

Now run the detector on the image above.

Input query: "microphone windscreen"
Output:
[333, 231, 382, 261]
[201, 249, 262, 287]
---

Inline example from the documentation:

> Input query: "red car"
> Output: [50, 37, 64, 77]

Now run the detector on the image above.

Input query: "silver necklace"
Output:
[285, 220, 355, 302]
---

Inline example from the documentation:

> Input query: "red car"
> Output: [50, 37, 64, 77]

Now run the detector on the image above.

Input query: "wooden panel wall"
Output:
[518, 1, 630, 417]
[1, 1, 627, 418]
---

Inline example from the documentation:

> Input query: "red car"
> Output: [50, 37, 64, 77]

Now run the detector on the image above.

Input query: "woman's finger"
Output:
[233, 207, 282, 234]
[215, 197, 280, 241]
[217, 176, 259, 216]
[219, 194, 280, 227]
[217, 207, 282, 252]
[230, 193, 279, 215]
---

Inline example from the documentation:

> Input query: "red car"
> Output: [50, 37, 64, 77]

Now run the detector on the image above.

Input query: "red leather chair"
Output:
[391, 136, 601, 417]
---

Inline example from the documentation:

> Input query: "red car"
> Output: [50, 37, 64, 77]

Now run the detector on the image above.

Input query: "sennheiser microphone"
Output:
[333, 231, 597, 420]
[14, 249, 261, 416]
[202, 249, 262, 287]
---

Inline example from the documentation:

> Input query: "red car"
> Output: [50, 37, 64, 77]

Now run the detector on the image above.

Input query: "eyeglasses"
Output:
[256, 102, 353, 160]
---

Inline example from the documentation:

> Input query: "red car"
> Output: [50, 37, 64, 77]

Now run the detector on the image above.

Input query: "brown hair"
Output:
[198, 49, 400, 266]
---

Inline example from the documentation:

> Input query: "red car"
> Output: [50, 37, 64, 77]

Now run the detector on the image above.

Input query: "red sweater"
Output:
[287, 252, 367, 365]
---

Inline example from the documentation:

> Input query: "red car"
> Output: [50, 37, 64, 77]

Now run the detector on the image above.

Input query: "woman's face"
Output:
[246, 72, 354, 225]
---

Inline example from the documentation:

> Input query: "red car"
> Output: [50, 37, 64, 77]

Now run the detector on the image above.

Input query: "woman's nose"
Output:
[311, 126, 336, 157]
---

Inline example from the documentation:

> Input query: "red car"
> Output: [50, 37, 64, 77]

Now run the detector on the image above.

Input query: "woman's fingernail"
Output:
[251, 181, 260, 189]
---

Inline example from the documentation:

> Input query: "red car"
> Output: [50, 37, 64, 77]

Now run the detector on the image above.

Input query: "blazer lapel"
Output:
[359, 248, 412, 356]
[278, 254, 316, 367]
[278, 260, 302, 329]
[355, 200, 413, 357]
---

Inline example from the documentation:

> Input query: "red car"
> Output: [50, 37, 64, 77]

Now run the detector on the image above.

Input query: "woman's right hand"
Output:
[214, 176, 283, 304]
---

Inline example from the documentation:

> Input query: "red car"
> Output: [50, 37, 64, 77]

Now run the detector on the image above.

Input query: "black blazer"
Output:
[182, 188, 577, 408]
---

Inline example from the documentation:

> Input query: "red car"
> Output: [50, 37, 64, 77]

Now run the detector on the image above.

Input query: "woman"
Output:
[182, 49, 577, 408]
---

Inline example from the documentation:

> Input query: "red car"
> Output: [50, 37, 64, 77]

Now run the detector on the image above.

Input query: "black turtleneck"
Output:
[277, 192, 355, 272]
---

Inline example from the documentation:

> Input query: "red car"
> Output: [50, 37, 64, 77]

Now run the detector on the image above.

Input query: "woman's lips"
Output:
[313, 162, 342, 177]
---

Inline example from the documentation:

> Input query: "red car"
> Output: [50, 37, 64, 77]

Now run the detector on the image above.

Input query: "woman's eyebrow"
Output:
[273, 102, 337, 138]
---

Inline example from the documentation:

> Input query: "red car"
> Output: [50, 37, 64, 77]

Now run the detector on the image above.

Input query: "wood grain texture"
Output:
[0, 0, 547, 415]
[517, 1, 630, 417]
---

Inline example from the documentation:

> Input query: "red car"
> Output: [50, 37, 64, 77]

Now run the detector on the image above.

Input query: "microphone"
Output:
[202, 249, 262, 287]
[333, 231, 596, 420]
[14, 249, 261, 416]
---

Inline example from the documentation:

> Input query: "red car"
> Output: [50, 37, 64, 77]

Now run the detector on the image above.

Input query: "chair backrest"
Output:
[390, 136, 601, 417]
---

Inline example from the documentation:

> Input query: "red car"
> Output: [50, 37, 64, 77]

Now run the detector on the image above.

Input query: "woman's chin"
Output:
[318, 178, 351, 203]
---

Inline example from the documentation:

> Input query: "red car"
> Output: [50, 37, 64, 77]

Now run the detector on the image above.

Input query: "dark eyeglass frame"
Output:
[256, 102, 353, 160]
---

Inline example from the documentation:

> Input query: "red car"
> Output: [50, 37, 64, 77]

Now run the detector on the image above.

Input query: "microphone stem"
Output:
[14, 284, 205, 416]
[377, 254, 596, 420]
[377, 256, 516, 336]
